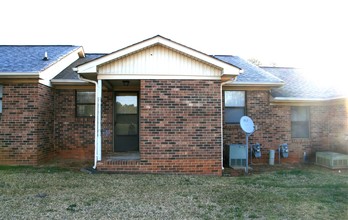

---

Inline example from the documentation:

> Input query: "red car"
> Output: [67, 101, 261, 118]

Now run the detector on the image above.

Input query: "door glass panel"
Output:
[114, 92, 139, 152]
[116, 94, 137, 114]
[115, 115, 138, 135]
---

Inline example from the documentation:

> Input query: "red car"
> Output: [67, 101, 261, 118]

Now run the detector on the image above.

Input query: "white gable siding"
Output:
[98, 45, 222, 80]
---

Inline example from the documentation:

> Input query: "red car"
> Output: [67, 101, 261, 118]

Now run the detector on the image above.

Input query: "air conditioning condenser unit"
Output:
[229, 144, 247, 168]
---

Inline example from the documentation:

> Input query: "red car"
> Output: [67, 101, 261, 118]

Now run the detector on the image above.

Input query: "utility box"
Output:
[316, 152, 348, 169]
[269, 150, 275, 165]
[229, 144, 247, 168]
[280, 143, 289, 158]
[252, 143, 261, 158]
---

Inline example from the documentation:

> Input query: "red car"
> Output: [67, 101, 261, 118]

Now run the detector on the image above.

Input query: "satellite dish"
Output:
[240, 116, 255, 134]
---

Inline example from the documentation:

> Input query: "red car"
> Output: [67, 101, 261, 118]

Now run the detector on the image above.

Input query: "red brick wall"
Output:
[2, 82, 345, 172]
[53, 89, 113, 160]
[223, 91, 292, 164]
[137, 79, 222, 175]
[328, 101, 348, 154]
[307, 105, 329, 157]
[223, 90, 346, 165]
[57, 81, 223, 175]
[54, 89, 95, 160]
[101, 90, 114, 155]
[0, 83, 54, 165]
[37, 84, 55, 163]
[0, 84, 38, 165]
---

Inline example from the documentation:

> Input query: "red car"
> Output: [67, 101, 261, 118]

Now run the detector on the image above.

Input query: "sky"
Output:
[1, 0, 347, 72]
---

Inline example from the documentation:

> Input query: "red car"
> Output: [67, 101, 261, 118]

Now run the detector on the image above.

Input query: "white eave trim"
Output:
[271, 96, 348, 102]
[76, 36, 240, 76]
[50, 79, 89, 85]
[0, 72, 40, 78]
[97, 74, 221, 80]
[224, 81, 284, 87]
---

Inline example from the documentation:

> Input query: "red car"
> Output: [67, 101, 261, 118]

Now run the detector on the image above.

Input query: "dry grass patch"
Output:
[0, 165, 347, 219]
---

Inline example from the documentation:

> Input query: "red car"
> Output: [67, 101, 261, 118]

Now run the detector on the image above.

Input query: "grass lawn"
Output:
[0, 164, 347, 219]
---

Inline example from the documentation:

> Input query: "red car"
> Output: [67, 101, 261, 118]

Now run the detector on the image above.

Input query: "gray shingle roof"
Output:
[263, 67, 346, 99]
[0, 45, 80, 73]
[214, 55, 283, 84]
[53, 54, 106, 80]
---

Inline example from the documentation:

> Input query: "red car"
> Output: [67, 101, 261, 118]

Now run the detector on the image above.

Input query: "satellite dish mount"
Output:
[240, 116, 255, 173]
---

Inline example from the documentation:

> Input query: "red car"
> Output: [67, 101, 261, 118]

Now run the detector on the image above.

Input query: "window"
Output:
[76, 91, 95, 117]
[0, 85, 3, 114]
[224, 91, 245, 124]
[291, 106, 310, 138]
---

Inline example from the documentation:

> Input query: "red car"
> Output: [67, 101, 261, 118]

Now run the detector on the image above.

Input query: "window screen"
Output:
[224, 91, 245, 123]
[291, 106, 310, 138]
[76, 91, 95, 117]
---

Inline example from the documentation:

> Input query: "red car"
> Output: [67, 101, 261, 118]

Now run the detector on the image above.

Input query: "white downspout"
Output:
[96, 80, 102, 162]
[220, 68, 242, 171]
[78, 75, 101, 169]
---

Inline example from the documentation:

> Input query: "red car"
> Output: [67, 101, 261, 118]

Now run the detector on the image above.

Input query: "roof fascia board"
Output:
[97, 74, 221, 80]
[0, 78, 39, 84]
[0, 72, 39, 78]
[77, 36, 240, 76]
[270, 96, 348, 105]
[50, 79, 89, 86]
[54, 85, 95, 90]
[222, 86, 273, 91]
[224, 82, 284, 87]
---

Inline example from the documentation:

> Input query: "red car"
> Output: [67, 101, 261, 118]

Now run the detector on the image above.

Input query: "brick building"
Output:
[1, 36, 347, 175]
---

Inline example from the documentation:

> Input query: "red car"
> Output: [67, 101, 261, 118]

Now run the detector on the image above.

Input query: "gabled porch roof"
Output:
[74, 35, 241, 81]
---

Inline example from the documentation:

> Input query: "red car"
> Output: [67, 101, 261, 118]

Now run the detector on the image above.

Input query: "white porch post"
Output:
[96, 79, 102, 161]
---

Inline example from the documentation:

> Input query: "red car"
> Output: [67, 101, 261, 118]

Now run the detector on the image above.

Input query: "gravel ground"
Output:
[0, 164, 347, 219]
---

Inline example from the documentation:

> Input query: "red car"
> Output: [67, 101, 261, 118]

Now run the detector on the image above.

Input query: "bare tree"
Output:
[247, 58, 262, 66]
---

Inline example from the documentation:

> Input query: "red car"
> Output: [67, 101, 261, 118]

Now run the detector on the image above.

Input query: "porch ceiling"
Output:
[108, 80, 140, 87]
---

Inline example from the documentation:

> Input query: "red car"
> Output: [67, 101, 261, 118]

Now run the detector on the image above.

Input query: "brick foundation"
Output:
[97, 159, 221, 175]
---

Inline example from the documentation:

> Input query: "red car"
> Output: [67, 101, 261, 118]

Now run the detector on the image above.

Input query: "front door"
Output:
[114, 92, 139, 152]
